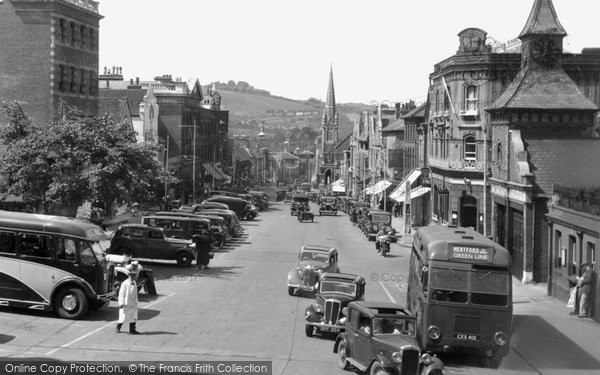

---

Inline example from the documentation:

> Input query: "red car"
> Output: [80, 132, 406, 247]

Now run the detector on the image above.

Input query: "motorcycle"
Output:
[376, 234, 391, 257]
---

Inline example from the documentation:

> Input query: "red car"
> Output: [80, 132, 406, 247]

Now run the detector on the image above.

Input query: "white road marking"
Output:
[45, 292, 176, 356]
[379, 282, 397, 303]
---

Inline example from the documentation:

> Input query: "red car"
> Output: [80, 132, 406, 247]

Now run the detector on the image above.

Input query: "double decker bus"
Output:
[0, 211, 114, 319]
[406, 225, 512, 368]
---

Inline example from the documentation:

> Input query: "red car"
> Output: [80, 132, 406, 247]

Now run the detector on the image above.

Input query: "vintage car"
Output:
[108, 224, 197, 266]
[305, 273, 365, 337]
[319, 196, 338, 216]
[334, 301, 445, 375]
[106, 254, 157, 297]
[365, 209, 396, 242]
[287, 245, 339, 295]
[290, 194, 310, 216]
[284, 192, 294, 204]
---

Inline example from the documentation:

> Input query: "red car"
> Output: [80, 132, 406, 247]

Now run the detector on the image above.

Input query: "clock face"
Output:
[532, 38, 561, 66]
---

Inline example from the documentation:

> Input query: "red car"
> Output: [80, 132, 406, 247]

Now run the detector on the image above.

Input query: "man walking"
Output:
[116, 264, 140, 334]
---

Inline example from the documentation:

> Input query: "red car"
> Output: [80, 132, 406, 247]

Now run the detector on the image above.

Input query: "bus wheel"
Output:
[369, 361, 391, 375]
[54, 287, 89, 319]
[486, 354, 502, 369]
[176, 252, 193, 266]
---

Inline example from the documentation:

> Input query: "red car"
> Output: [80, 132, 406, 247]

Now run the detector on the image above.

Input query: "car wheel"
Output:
[369, 362, 391, 375]
[485, 354, 502, 369]
[54, 287, 89, 320]
[288, 287, 295, 296]
[305, 325, 314, 337]
[176, 252, 193, 266]
[337, 340, 351, 370]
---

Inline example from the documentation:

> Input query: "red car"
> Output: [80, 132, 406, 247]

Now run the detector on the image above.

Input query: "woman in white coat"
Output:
[116, 264, 140, 334]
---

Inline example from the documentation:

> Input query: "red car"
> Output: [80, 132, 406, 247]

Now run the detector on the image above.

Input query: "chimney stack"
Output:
[136, 77, 139, 85]
[103, 66, 107, 74]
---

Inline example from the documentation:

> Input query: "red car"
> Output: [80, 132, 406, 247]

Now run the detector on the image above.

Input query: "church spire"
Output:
[518, 0, 566, 39]
[326, 64, 336, 111]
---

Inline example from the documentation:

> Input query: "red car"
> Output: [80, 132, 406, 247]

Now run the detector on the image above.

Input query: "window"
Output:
[568, 235, 577, 275]
[554, 230, 563, 268]
[464, 135, 477, 160]
[57, 238, 77, 262]
[149, 230, 163, 239]
[0, 231, 16, 254]
[79, 244, 97, 266]
[587, 242, 596, 269]
[465, 85, 477, 111]
[20, 233, 51, 258]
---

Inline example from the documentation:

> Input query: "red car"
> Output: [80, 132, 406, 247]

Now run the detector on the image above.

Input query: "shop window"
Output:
[554, 230, 564, 268]
[464, 135, 477, 161]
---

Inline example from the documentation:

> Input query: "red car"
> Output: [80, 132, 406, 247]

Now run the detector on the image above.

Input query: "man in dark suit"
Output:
[578, 264, 593, 318]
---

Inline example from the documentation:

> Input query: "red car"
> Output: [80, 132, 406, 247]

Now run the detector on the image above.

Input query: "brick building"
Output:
[0, 0, 102, 126]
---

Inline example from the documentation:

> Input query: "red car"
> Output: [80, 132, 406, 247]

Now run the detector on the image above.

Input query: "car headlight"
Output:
[427, 325, 441, 340]
[421, 353, 432, 365]
[314, 304, 323, 313]
[391, 352, 402, 363]
[373, 224, 379, 231]
[494, 331, 508, 346]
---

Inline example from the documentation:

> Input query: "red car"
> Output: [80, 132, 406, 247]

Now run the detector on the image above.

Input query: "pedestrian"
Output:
[193, 232, 212, 271]
[351, 207, 357, 225]
[393, 203, 398, 217]
[571, 264, 593, 318]
[116, 264, 140, 334]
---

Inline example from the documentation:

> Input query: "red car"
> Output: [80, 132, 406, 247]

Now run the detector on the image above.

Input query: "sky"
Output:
[98, 0, 599, 105]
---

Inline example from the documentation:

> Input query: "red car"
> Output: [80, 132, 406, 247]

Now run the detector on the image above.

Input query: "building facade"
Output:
[0, 0, 102, 126]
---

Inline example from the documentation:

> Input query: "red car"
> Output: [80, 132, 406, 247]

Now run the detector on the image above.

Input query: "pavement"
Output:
[387, 213, 600, 367]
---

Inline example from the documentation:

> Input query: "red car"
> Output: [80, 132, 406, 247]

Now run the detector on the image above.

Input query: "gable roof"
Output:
[519, 0, 566, 38]
[382, 118, 405, 133]
[335, 133, 351, 151]
[526, 139, 600, 195]
[402, 102, 427, 119]
[489, 67, 598, 111]
[99, 88, 146, 116]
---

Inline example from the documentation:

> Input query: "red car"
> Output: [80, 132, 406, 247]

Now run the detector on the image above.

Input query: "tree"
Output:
[0, 101, 175, 216]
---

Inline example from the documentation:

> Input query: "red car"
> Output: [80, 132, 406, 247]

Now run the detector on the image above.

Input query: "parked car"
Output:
[106, 254, 157, 297]
[305, 273, 366, 337]
[287, 245, 339, 295]
[333, 301, 444, 375]
[206, 196, 250, 220]
[152, 212, 229, 248]
[191, 202, 230, 211]
[198, 209, 243, 238]
[319, 196, 338, 216]
[108, 224, 197, 266]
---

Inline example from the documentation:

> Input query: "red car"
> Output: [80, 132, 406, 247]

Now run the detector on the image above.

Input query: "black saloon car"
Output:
[305, 273, 365, 337]
[334, 301, 444, 375]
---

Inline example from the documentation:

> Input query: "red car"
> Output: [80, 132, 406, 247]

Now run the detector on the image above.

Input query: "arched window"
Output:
[443, 86, 451, 112]
[464, 135, 477, 160]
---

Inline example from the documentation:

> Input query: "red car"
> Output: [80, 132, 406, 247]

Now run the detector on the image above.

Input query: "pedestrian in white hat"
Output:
[116, 263, 140, 334]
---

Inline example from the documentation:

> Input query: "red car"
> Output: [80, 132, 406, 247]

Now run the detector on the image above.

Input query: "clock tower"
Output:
[518, 0, 566, 69]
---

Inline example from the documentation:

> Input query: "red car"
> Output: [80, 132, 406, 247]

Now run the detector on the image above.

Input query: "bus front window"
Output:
[79, 244, 97, 266]
[471, 270, 510, 307]
[430, 267, 468, 304]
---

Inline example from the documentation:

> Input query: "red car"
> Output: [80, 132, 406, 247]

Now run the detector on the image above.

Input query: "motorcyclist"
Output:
[375, 228, 387, 252]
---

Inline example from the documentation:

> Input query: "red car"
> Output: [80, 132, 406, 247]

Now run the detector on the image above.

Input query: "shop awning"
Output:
[389, 169, 421, 201]
[203, 163, 226, 180]
[213, 164, 232, 182]
[332, 179, 345, 193]
[392, 186, 430, 203]
[366, 180, 392, 195]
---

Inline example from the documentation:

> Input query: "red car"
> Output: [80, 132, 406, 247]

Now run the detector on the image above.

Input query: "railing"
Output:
[63, 0, 99, 13]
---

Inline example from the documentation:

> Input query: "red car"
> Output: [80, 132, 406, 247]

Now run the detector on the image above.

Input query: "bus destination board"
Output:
[450, 245, 494, 263]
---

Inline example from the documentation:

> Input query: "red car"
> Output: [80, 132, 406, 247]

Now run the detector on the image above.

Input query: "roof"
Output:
[98, 88, 146, 116]
[335, 133, 352, 151]
[402, 102, 427, 119]
[526, 139, 600, 195]
[302, 245, 336, 254]
[348, 301, 409, 317]
[489, 67, 598, 111]
[382, 118, 405, 133]
[321, 273, 365, 283]
[277, 151, 300, 160]
[159, 115, 184, 154]
[518, 0, 566, 38]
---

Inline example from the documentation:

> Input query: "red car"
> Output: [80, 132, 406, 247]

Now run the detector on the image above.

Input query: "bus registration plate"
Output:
[454, 333, 480, 341]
